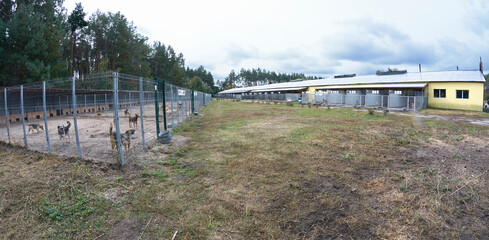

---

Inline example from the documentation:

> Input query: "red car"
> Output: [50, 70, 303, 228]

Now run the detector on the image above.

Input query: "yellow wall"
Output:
[307, 86, 319, 92]
[427, 82, 484, 111]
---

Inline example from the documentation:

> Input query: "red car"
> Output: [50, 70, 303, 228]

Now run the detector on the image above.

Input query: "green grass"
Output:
[141, 168, 169, 182]
[1, 100, 489, 239]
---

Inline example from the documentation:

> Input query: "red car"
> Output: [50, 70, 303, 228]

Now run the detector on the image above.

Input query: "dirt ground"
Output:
[0, 106, 187, 164]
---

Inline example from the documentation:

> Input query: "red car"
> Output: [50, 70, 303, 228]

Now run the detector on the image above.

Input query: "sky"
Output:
[64, 0, 489, 81]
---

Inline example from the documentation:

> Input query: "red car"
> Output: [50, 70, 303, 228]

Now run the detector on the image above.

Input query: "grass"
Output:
[419, 108, 489, 118]
[1, 100, 488, 239]
[141, 168, 169, 182]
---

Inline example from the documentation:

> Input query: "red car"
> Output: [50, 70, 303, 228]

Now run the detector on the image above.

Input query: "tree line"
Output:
[219, 68, 322, 89]
[0, 0, 217, 93]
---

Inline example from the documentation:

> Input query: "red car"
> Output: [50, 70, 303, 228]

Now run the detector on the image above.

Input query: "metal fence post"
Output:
[4, 88, 10, 144]
[203, 92, 205, 106]
[186, 91, 189, 117]
[72, 76, 82, 157]
[154, 78, 160, 135]
[182, 89, 185, 121]
[162, 79, 167, 130]
[94, 94, 97, 113]
[129, 91, 132, 112]
[20, 85, 28, 148]
[43, 82, 51, 153]
[176, 87, 180, 124]
[170, 85, 174, 127]
[191, 89, 195, 113]
[113, 72, 124, 165]
[187, 91, 190, 116]
[183, 89, 186, 119]
[104, 93, 108, 115]
[190, 88, 195, 114]
[180, 88, 183, 122]
[84, 94, 87, 113]
[139, 77, 146, 149]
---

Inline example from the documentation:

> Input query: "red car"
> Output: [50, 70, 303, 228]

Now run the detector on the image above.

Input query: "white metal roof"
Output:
[251, 87, 307, 93]
[315, 83, 428, 90]
[218, 70, 485, 94]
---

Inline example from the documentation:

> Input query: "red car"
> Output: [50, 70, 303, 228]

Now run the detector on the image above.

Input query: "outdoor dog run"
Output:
[0, 72, 212, 166]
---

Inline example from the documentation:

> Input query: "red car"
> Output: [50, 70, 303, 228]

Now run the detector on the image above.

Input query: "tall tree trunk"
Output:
[86, 45, 89, 75]
[95, 41, 100, 72]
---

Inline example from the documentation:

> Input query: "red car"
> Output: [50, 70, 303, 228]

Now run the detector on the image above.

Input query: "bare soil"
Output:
[0, 107, 186, 164]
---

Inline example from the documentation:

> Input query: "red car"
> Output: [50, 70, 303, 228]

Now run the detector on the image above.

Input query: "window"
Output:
[434, 89, 446, 98]
[393, 90, 402, 95]
[347, 90, 357, 94]
[456, 90, 469, 99]
[330, 90, 340, 94]
[371, 90, 379, 94]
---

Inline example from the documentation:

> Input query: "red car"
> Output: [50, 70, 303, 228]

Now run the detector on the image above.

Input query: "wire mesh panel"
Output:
[0, 72, 213, 166]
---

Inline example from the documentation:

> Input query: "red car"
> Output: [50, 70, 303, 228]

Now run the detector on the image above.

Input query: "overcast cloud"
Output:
[64, 0, 489, 81]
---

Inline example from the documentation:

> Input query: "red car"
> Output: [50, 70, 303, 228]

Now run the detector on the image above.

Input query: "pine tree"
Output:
[68, 3, 88, 76]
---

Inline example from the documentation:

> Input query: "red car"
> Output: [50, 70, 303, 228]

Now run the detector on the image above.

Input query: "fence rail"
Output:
[0, 72, 212, 166]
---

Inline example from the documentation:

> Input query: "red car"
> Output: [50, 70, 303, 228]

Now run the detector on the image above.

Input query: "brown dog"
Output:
[124, 109, 130, 116]
[109, 123, 135, 153]
[129, 114, 139, 128]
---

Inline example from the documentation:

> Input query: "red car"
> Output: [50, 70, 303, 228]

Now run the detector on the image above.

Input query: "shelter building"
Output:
[218, 70, 485, 111]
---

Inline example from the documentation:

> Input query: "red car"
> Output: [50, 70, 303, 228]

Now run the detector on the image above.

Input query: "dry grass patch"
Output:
[1, 100, 488, 239]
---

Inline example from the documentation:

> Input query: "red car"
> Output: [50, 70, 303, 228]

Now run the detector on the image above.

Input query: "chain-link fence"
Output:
[0, 72, 212, 165]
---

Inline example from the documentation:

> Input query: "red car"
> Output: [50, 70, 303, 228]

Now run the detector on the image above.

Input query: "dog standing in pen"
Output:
[109, 123, 135, 153]
[28, 123, 44, 133]
[129, 114, 139, 128]
[57, 121, 71, 143]
[124, 109, 130, 116]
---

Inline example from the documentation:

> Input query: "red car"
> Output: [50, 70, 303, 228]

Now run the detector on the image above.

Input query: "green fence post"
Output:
[154, 78, 160, 135]
[191, 89, 195, 113]
[162, 79, 167, 131]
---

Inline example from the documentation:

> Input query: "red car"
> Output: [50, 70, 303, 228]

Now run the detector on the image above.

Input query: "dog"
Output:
[109, 123, 135, 153]
[60, 121, 71, 142]
[57, 125, 66, 142]
[28, 123, 44, 133]
[97, 111, 102, 116]
[129, 114, 139, 128]
[124, 109, 130, 116]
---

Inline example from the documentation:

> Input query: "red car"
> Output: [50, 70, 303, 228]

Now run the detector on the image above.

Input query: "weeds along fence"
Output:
[0, 72, 212, 166]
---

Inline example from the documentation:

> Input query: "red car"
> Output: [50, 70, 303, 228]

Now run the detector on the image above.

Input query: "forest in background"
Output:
[0, 1, 327, 94]
[0, 0, 216, 93]
[220, 68, 322, 89]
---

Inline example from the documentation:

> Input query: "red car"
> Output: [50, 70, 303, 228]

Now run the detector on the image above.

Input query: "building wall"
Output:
[307, 86, 319, 92]
[427, 82, 484, 111]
